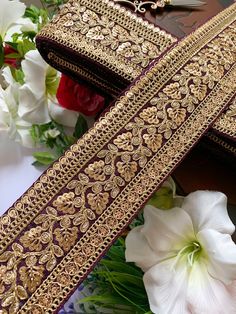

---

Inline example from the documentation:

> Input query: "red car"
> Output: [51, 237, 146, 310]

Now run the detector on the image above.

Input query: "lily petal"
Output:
[2, 67, 16, 85]
[16, 128, 34, 148]
[0, 0, 25, 39]
[181, 191, 235, 235]
[21, 50, 48, 98]
[19, 86, 50, 124]
[143, 259, 189, 314]
[197, 229, 236, 285]
[48, 99, 79, 128]
[142, 205, 194, 255]
[125, 226, 161, 272]
[188, 261, 236, 314]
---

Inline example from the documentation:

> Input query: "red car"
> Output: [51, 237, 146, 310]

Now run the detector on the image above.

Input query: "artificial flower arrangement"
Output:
[0, 1, 236, 313]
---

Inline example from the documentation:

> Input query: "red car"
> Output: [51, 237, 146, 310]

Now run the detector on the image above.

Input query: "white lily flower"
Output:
[48, 98, 79, 128]
[0, 0, 26, 40]
[125, 191, 236, 314]
[0, 83, 34, 148]
[21, 49, 60, 99]
[5, 17, 37, 41]
[2, 67, 15, 86]
[20, 50, 79, 126]
[18, 85, 51, 124]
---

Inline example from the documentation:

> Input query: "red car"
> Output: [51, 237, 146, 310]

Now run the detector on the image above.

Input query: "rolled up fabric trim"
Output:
[0, 4, 236, 313]
[36, 0, 236, 141]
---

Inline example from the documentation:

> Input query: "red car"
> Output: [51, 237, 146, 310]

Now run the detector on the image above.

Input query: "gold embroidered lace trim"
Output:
[207, 133, 236, 155]
[0, 4, 236, 313]
[38, 0, 236, 140]
[47, 51, 127, 97]
[38, 0, 176, 82]
[213, 97, 236, 139]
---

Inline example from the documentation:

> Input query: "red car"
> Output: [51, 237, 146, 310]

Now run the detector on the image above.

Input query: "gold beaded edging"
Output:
[0, 4, 236, 314]
[207, 133, 236, 155]
[37, 0, 176, 82]
[37, 0, 236, 140]
[213, 97, 236, 139]
[47, 51, 126, 97]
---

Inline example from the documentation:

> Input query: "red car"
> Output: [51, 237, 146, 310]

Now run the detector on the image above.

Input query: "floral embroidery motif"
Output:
[19, 256, 44, 293]
[114, 132, 134, 151]
[117, 158, 138, 182]
[87, 191, 109, 214]
[57, 1, 175, 71]
[190, 79, 207, 101]
[54, 218, 77, 252]
[167, 102, 186, 126]
[85, 160, 106, 181]
[20, 226, 46, 251]
[143, 131, 162, 152]
[163, 82, 182, 99]
[140, 107, 161, 124]
[53, 192, 82, 214]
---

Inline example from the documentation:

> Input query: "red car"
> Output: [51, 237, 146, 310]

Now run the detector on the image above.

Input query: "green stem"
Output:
[104, 266, 146, 313]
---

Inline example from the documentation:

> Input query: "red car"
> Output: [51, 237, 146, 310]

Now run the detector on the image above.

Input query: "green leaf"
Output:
[148, 186, 174, 210]
[10, 68, 25, 85]
[4, 53, 20, 59]
[24, 5, 41, 23]
[100, 260, 143, 277]
[32, 151, 56, 166]
[17, 39, 36, 57]
[73, 115, 88, 139]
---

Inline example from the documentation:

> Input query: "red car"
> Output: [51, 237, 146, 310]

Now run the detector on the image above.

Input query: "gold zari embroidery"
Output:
[213, 97, 236, 138]
[39, 0, 176, 81]
[0, 4, 236, 313]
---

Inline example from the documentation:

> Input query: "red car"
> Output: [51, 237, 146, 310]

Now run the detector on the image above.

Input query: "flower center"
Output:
[177, 241, 202, 267]
[46, 67, 59, 96]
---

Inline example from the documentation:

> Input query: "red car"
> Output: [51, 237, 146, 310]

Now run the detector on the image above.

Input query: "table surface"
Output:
[0, 133, 44, 215]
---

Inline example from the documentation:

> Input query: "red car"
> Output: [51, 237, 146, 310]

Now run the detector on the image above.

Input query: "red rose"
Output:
[56, 74, 105, 116]
[4, 45, 18, 68]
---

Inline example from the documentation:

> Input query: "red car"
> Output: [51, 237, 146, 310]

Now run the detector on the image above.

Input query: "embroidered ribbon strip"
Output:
[0, 4, 236, 313]
[37, 0, 236, 141]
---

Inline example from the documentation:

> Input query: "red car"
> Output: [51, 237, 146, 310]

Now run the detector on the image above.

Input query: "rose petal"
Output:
[181, 191, 235, 235]
[197, 229, 236, 285]
[125, 226, 161, 272]
[143, 259, 189, 314]
[142, 205, 194, 256]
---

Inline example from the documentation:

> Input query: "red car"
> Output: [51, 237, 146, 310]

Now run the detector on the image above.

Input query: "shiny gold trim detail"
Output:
[47, 51, 125, 97]
[113, 0, 166, 13]
[38, 0, 176, 82]
[19, 66, 236, 313]
[207, 133, 236, 155]
[213, 97, 236, 139]
[38, 0, 236, 140]
[0, 4, 236, 313]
